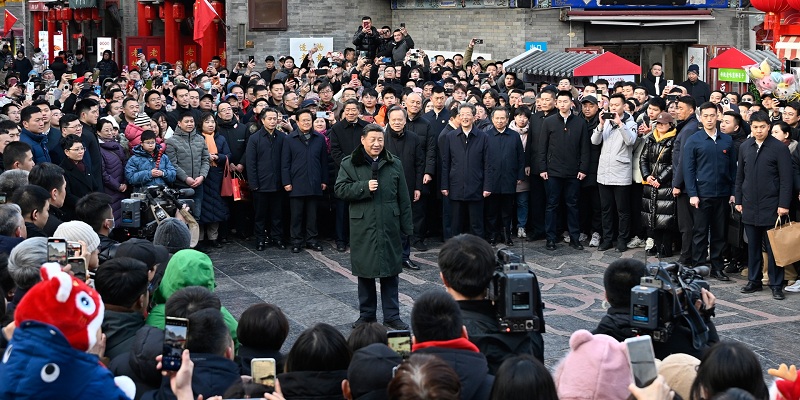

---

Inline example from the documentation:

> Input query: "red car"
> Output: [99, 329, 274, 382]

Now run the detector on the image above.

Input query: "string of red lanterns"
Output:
[45, 7, 103, 23]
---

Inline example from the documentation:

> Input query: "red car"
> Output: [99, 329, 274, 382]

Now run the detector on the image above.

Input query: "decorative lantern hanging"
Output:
[48, 8, 58, 22]
[91, 7, 101, 23]
[750, 0, 790, 29]
[143, 5, 155, 23]
[788, 0, 800, 11]
[173, 3, 185, 22]
[62, 8, 73, 21]
[211, 0, 224, 23]
[158, 5, 165, 21]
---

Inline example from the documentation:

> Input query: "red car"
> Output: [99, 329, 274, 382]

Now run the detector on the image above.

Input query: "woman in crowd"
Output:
[490, 355, 558, 400]
[198, 112, 231, 249]
[60, 134, 101, 218]
[509, 107, 531, 238]
[388, 353, 461, 400]
[640, 112, 678, 257]
[772, 121, 798, 154]
[689, 341, 769, 400]
[152, 111, 173, 140]
[97, 118, 128, 223]
[278, 323, 351, 399]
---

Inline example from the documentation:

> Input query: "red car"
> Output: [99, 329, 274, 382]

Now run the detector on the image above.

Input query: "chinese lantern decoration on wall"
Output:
[61, 8, 73, 22]
[158, 5, 165, 21]
[48, 8, 58, 22]
[211, 0, 224, 24]
[173, 3, 185, 22]
[91, 7, 101, 25]
[750, 0, 791, 49]
[144, 5, 155, 24]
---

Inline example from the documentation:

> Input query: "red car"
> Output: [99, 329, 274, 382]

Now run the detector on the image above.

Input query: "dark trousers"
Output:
[580, 185, 602, 235]
[190, 184, 204, 220]
[485, 193, 515, 240]
[691, 196, 727, 270]
[357, 275, 400, 322]
[545, 176, 580, 242]
[451, 199, 484, 237]
[598, 184, 631, 246]
[629, 183, 645, 238]
[335, 198, 350, 245]
[745, 224, 785, 287]
[442, 196, 453, 240]
[676, 193, 694, 263]
[253, 191, 283, 243]
[222, 196, 253, 239]
[648, 228, 674, 255]
[289, 196, 318, 245]
[528, 175, 547, 237]
[411, 197, 426, 242]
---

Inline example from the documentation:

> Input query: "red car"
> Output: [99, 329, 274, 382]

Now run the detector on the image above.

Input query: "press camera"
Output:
[117, 186, 195, 240]
[488, 249, 545, 334]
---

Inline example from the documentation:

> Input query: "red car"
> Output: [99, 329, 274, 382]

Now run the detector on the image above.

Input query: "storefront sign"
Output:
[567, 47, 603, 54]
[53, 34, 63, 53]
[69, 0, 97, 8]
[718, 68, 747, 83]
[526, 42, 547, 52]
[97, 37, 112, 56]
[288, 37, 334, 67]
[38, 31, 48, 61]
[28, 2, 48, 11]
[593, 75, 635, 86]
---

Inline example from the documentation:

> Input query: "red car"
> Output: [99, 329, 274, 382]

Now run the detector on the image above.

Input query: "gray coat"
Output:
[591, 113, 638, 186]
[165, 128, 210, 187]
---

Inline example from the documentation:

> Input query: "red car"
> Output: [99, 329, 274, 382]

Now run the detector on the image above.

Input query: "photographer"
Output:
[592, 258, 719, 359]
[438, 234, 544, 373]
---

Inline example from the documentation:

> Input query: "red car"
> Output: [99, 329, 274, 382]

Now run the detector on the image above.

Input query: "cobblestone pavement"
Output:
[208, 237, 800, 372]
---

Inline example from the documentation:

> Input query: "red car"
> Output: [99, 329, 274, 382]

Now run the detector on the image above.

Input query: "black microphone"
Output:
[692, 266, 711, 278]
[372, 161, 379, 181]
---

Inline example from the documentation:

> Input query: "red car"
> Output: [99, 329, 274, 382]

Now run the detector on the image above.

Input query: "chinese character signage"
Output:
[289, 38, 334, 67]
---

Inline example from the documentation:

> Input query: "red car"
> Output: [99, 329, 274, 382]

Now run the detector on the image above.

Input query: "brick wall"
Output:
[225, 1, 391, 62]
[698, 9, 743, 48]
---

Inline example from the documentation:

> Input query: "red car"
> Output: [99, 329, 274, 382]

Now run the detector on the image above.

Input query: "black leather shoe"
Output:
[291, 246, 301, 253]
[307, 242, 324, 251]
[212, 240, 223, 248]
[273, 240, 287, 250]
[570, 242, 584, 251]
[352, 317, 377, 328]
[384, 319, 410, 330]
[545, 240, 557, 251]
[724, 261, 743, 274]
[218, 237, 231, 244]
[741, 282, 763, 293]
[336, 242, 347, 252]
[598, 241, 613, 251]
[412, 241, 428, 252]
[506, 237, 514, 246]
[772, 287, 786, 300]
[256, 241, 266, 251]
[402, 260, 420, 270]
[710, 270, 730, 281]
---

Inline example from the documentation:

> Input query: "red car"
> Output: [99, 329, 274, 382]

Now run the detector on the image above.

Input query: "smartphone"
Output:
[381, 57, 392, 64]
[208, 62, 213, 67]
[387, 330, 412, 359]
[249, 55, 255, 63]
[316, 111, 328, 119]
[400, 22, 406, 28]
[359, 51, 368, 59]
[136, 48, 144, 55]
[162, 317, 189, 371]
[603, 112, 616, 120]
[122, 65, 129, 74]
[67, 241, 82, 257]
[351, 73, 359, 81]
[666, 79, 674, 87]
[475, 39, 484, 44]
[315, 68, 327, 75]
[666, 94, 678, 102]
[251, 358, 276, 388]
[68, 257, 86, 281]
[238, 61, 246, 68]
[47, 238, 68, 266]
[522, 96, 535, 104]
[625, 335, 658, 388]
[477, 73, 489, 80]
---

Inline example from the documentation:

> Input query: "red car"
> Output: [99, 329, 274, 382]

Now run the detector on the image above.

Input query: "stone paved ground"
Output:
[208, 237, 800, 372]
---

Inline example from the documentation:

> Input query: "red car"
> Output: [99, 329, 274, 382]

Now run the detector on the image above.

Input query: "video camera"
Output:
[488, 249, 545, 334]
[630, 262, 710, 346]
[117, 186, 195, 240]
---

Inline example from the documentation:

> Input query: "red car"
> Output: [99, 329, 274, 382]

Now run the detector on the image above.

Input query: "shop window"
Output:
[248, 0, 287, 30]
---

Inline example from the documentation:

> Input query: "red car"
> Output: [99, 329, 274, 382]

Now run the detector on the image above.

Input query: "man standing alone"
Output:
[336, 123, 413, 330]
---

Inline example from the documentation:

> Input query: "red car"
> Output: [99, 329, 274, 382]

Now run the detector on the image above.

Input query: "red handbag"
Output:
[232, 170, 251, 202]
[221, 159, 233, 197]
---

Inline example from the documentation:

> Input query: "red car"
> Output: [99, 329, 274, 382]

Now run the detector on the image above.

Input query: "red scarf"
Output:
[411, 337, 479, 353]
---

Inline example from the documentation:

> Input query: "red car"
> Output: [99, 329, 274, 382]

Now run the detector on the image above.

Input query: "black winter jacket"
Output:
[671, 115, 699, 189]
[735, 135, 793, 227]
[525, 109, 556, 175]
[537, 113, 590, 178]
[216, 117, 249, 165]
[487, 127, 524, 194]
[330, 118, 368, 172]
[281, 130, 328, 197]
[440, 127, 493, 201]
[278, 370, 348, 400]
[407, 113, 437, 176]
[640, 130, 677, 231]
[246, 128, 284, 192]
[143, 353, 240, 400]
[414, 345, 494, 400]
[385, 128, 425, 198]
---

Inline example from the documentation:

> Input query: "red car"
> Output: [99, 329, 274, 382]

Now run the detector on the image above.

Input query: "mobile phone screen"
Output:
[47, 238, 68, 266]
[162, 317, 189, 371]
[625, 336, 658, 388]
[68, 257, 86, 281]
[251, 358, 276, 388]
[387, 330, 412, 359]
[316, 111, 328, 119]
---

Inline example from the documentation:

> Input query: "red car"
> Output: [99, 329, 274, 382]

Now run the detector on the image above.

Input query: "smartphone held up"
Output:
[162, 317, 189, 371]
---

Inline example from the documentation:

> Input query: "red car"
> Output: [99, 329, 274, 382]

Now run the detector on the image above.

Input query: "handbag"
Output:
[221, 159, 233, 197]
[726, 204, 745, 248]
[232, 170, 251, 202]
[766, 216, 800, 267]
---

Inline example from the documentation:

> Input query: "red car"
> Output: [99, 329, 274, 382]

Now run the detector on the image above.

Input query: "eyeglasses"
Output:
[69, 147, 85, 152]
[319, 89, 333, 94]
[142, 140, 156, 145]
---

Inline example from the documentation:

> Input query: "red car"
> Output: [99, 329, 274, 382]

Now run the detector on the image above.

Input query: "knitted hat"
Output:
[153, 217, 191, 254]
[15, 263, 104, 351]
[658, 353, 699, 400]
[687, 64, 700, 74]
[53, 221, 101, 253]
[553, 330, 632, 400]
[134, 112, 152, 127]
[348, 343, 402, 400]
[101, 115, 119, 130]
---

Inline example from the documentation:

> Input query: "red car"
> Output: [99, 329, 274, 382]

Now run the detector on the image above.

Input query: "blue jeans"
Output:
[516, 191, 529, 228]
[545, 176, 581, 242]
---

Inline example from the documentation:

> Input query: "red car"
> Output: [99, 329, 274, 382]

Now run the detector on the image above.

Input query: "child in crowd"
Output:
[125, 129, 176, 191]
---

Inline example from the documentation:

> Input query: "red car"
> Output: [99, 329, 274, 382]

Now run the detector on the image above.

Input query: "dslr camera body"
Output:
[630, 262, 710, 344]
[488, 249, 546, 334]
[118, 186, 195, 240]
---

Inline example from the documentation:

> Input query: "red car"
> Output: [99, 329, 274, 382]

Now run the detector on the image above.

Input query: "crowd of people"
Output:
[0, 15, 797, 399]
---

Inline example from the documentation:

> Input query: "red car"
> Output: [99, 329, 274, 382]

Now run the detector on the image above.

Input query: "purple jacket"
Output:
[99, 140, 128, 221]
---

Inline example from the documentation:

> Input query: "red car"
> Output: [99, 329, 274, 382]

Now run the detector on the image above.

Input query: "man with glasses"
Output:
[683, 102, 736, 281]
[782, 101, 800, 140]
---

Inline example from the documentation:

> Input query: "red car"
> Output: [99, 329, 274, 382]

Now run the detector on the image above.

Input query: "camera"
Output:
[475, 39, 484, 44]
[488, 249, 545, 334]
[630, 262, 710, 344]
[117, 186, 195, 240]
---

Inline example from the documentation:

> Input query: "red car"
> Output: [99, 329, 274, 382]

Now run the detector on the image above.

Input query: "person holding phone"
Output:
[353, 16, 381, 60]
[95, 50, 119, 85]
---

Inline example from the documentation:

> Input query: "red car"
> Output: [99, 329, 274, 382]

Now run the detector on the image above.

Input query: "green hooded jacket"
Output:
[145, 249, 239, 349]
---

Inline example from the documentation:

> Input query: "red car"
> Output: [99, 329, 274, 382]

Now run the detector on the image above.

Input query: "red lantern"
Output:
[750, 0, 791, 13]
[211, 0, 224, 23]
[173, 3, 185, 22]
[62, 8, 73, 21]
[91, 7, 101, 22]
[143, 5, 155, 23]
[48, 8, 58, 22]
[788, 0, 800, 11]
[158, 5, 165, 21]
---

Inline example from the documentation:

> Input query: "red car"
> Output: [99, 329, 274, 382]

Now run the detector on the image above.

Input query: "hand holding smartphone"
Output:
[47, 237, 68, 265]
[625, 335, 658, 388]
[251, 358, 276, 390]
[162, 317, 189, 371]
[387, 330, 412, 359]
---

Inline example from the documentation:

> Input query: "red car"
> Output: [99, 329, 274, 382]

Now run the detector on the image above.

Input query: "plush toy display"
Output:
[769, 364, 800, 400]
[0, 263, 135, 399]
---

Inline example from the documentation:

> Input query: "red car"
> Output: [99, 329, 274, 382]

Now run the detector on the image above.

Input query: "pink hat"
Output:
[554, 330, 633, 400]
